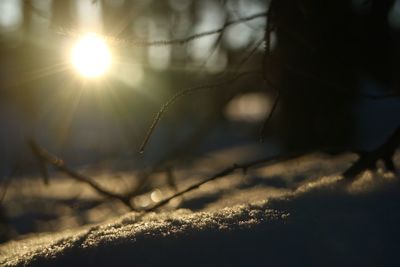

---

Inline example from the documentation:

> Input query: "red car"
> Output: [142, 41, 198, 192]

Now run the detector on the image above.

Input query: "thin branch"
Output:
[197, 13, 264, 76]
[139, 36, 268, 154]
[259, 90, 280, 142]
[228, 0, 265, 31]
[146, 144, 378, 212]
[54, 12, 267, 47]
[139, 71, 262, 153]
[29, 140, 135, 210]
[144, 151, 307, 212]
[137, 36, 265, 166]
[258, 1, 279, 142]
[122, 12, 267, 47]
[263, 1, 274, 72]
[226, 37, 265, 75]
[197, 30, 225, 75]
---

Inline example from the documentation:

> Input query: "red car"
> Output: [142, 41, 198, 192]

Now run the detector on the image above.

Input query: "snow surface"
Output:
[1, 152, 400, 266]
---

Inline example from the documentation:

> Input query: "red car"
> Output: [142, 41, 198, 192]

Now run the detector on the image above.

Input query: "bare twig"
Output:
[140, 39, 266, 163]
[123, 12, 267, 47]
[139, 37, 271, 154]
[29, 140, 135, 210]
[53, 12, 267, 48]
[228, 0, 266, 31]
[197, 13, 264, 76]
[225, 37, 265, 76]
[197, 30, 225, 75]
[139, 71, 262, 153]
[259, 90, 280, 142]
[147, 143, 385, 212]
[258, 1, 280, 142]
[145, 151, 307, 212]
[263, 1, 274, 71]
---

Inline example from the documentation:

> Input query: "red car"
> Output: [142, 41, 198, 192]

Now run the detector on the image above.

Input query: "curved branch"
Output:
[139, 71, 262, 153]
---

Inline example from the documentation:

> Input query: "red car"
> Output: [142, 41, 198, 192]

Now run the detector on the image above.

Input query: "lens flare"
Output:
[71, 33, 111, 78]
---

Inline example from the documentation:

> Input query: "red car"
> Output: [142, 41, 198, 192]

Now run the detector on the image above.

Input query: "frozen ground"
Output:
[0, 148, 399, 266]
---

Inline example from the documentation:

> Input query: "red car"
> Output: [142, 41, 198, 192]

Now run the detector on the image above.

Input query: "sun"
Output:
[71, 33, 112, 78]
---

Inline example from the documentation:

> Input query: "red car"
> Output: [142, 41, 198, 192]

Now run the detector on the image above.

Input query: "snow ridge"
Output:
[0, 200, 287, 267]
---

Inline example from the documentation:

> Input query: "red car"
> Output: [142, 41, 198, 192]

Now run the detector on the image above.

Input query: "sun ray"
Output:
[26, 63, 70, 80]
[37, 76, 85, 147]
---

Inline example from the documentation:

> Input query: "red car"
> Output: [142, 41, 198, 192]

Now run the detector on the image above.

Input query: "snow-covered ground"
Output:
[0, 148, 399, 266]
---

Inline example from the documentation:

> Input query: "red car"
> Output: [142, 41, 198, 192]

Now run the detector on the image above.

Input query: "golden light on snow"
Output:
[71, 33, 111, 78]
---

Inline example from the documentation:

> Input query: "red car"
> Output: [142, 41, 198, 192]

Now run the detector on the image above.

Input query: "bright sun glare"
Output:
[71, 33, 111, 78]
